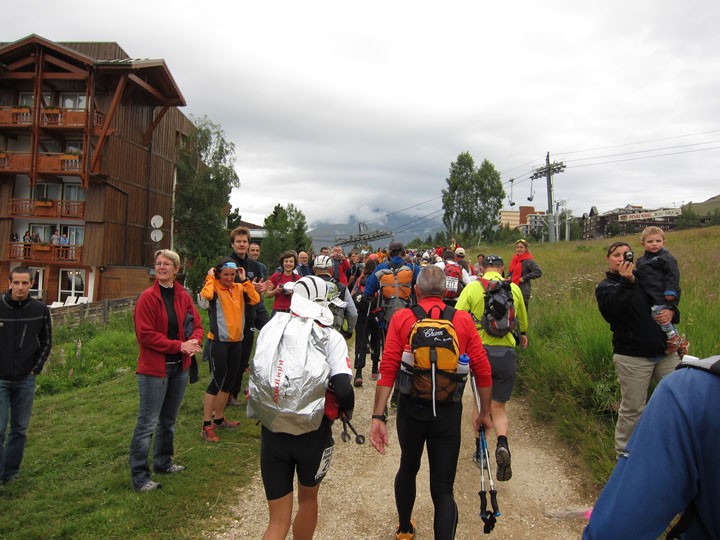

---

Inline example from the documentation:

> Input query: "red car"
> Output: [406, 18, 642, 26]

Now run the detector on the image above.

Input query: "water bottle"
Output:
[457, 353, 470, 375]
[401, 345, 414, 372]
[397, 345, 414, 394]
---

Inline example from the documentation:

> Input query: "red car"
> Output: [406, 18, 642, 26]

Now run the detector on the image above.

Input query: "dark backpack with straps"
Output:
[479, 278, 517, 337]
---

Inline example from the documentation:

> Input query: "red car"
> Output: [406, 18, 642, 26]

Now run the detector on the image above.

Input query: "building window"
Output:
[19, 92, 51, 107]
[60, 93, 87, 110]
[63, 183, 85, 202]
[59, 269, 85, 302]
[60, 225, 84, 245]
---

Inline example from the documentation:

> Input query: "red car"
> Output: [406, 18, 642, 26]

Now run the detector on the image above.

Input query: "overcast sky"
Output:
[7, 0, 720, 229]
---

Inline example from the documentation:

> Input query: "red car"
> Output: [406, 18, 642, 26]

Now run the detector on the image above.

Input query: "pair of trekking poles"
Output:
[471, 375, 501, 534]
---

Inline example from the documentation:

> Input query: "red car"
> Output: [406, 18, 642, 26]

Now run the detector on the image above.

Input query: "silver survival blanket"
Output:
[248, 312, 331, 435]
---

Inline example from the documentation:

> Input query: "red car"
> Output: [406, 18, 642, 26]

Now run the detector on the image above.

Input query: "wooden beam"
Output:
[142, 104, 170, 146]
[40, 72, 87, 80]
[44, 54, 87, 76]
[127, 73, 166, 102]
[6, 55, 35, 71]
[3, 73, 34, 79]
[91, 73, 127, 174]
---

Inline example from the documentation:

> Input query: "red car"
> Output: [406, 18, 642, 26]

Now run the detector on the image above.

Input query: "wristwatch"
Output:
[372, 413, 387, 423]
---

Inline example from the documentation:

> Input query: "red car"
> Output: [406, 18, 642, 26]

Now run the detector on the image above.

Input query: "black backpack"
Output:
[478, 278, 517, 337]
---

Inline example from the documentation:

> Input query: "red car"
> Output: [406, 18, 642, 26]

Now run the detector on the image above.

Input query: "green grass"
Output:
[0, 308, 261, 540]
[481, 226, 720, 487]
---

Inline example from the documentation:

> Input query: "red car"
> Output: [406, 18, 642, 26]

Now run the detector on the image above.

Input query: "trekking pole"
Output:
[340, 414, 366, 444]
[471, 376, 500, 534]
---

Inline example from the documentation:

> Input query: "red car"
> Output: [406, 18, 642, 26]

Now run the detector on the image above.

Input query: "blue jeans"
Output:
[129, 363, 188, 489]
[0, 373, 36, 483]
[651, 304, 678, 337]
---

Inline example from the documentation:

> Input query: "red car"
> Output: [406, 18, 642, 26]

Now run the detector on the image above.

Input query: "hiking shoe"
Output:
[496, 442, 512, 481]
[137, 480, 162, 492]
[354, 377, 363, 387]
[156, 464, 185, 474]
[370, 372, 378, 380]
[202, 425, 219, 443]
[395, 520, 415, 540]
[215, 418, 241, 429]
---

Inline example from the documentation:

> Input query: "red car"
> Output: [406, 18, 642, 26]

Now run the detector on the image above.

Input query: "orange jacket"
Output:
[201, 276, 260, 342]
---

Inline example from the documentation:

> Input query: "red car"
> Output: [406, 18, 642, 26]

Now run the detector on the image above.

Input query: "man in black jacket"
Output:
[1, 266, 52, 485]
[226, 227, 269, 405]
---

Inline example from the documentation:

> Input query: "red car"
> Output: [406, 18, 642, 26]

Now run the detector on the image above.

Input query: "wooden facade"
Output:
[0, 34, 192, 302]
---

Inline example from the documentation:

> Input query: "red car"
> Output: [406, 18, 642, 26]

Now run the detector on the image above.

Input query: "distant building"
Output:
[499, 209, 520, 229]
[581, 204, 682, 239]
[522, 211, 546, 237]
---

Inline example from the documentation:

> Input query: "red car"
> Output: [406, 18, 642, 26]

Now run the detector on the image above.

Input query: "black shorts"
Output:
[260, 417, 334, 500]
[485, 345, 517, 403]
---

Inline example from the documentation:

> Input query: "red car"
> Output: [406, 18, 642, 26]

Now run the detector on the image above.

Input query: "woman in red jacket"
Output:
[129, 249, 203, 492]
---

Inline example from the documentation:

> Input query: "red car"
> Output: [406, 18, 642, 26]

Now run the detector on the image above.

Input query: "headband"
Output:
[220, 262, 238, 270]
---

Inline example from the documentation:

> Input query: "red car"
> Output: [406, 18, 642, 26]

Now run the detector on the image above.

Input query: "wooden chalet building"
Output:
[0, 34, 192, 303]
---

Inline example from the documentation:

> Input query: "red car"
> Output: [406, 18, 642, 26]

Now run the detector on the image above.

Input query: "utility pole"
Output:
[531, 152, 566, 243]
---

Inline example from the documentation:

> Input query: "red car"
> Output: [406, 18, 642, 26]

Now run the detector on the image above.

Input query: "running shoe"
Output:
[496, 441, 512, 481]
[201, 425, 219, 443]
[395, 519, 415, 540]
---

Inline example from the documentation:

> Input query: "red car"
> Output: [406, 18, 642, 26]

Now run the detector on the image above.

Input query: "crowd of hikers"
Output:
[5, 223, 714, 539]
[123, 224, 718, 540]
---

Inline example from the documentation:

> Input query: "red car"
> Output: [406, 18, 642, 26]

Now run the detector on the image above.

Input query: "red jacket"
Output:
[378, 297, 492, 388]
[134, 280, 204, 378]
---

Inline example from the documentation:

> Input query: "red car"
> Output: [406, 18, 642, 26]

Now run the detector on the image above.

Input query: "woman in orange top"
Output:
[200, 257, 260, 442]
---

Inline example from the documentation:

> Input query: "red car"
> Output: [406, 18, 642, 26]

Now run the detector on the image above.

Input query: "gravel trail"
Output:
[209, 348, 593, 539]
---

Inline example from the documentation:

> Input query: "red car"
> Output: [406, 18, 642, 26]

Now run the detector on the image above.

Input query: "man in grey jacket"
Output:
[0, 266, 52, 485]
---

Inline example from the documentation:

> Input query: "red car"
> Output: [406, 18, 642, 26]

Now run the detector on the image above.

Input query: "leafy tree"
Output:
[261, 203, 312, 268]
[442, 153, 505, 241]
[676, 203, 701, 230]
[226, 207, 243, 230]
[492, 223, 523, 245]
[710, 208, 720, 226]
[174, 116, 240, 293]
[605, 222, 621, 237]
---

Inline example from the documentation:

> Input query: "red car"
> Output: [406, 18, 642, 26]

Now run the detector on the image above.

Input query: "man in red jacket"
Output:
[370, 265, 493, 540]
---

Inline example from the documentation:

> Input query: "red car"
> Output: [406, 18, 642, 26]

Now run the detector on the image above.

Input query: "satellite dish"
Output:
[150, 229, 163, 243]
[150, 215, 164, 229]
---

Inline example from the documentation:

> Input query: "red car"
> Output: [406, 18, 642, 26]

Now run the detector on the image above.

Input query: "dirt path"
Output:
[210, 350, 593, 539]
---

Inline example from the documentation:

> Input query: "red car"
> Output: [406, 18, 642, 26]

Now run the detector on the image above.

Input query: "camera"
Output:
[624, 251, 634, 263]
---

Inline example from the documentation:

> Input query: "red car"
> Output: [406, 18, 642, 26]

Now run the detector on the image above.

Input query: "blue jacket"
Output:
[362, 256, 420, 299]
[583, 365, 720, 539]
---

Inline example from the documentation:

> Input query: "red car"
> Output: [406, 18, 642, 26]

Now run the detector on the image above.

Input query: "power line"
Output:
[567, 145, 720, 169]
[557, 129, 720, 155]
[565, 140, 720, 164]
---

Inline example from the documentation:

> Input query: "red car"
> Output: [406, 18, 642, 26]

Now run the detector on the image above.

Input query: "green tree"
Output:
[261, 203, 312, 268]
[174, 116, 240, 293]
[676, 203, 701, 230]
[710, 208, 720, 226]
[442, 153, 505, 241]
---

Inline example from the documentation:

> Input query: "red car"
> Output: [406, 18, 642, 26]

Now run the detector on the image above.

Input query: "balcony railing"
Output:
[8, 242, 83, 264]
[0, 106, 33, 126]
[0, 152, 32, 171]
[9, 198, 85, 219]
[37, 153, 83, 174]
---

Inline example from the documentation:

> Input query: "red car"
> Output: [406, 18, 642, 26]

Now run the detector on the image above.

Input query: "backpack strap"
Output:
[676, 355, 720, 375]
[410, 304, 428, 321]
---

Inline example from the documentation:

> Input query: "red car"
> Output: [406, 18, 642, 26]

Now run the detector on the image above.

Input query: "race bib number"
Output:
[445, 276, 459, 292]
[315, 444, 335, 481]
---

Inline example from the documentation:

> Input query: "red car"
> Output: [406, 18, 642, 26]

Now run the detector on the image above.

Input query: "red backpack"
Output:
[443, 262, 464, 299]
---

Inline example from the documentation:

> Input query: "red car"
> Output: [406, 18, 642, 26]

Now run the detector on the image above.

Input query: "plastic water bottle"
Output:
[457, 353, 470, 375]
[401, 346, 414, 371]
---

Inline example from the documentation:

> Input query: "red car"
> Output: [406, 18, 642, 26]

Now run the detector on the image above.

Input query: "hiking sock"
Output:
[203, 420, 212, 428]
[213, 418, 225, 426]
[497, 435, 508, 447]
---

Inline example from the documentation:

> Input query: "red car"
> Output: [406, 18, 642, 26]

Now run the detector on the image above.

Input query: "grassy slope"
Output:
[494, 226, 720, 487]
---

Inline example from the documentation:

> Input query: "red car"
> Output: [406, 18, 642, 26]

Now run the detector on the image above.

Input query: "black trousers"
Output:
[354, 310, 382, 372]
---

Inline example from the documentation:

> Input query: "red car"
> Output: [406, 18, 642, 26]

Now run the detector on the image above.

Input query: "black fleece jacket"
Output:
[595, 272, 679, 358]
[0, 291, 52, 380]
[635, 248, 681, 306]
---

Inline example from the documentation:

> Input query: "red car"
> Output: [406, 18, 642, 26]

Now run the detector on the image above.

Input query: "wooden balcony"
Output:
[0, 152, 32, 172]
[37, 153, 82, 174]
[7, 242, 83, 264]
[9, 198, 85, 219]
[0, 106, 33, 126]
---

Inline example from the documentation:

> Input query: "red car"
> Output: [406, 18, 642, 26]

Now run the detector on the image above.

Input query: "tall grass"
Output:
[500, 227, 720, 487]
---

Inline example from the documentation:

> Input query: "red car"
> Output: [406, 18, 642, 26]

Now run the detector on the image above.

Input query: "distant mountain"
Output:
[687, 194, 720, 216]
[308, 212, 445, 250]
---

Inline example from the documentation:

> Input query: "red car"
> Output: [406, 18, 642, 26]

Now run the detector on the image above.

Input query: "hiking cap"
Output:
[455, 247, 466, 257]
[483, 254, 504, 267]
[314, 255, 332, 269]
